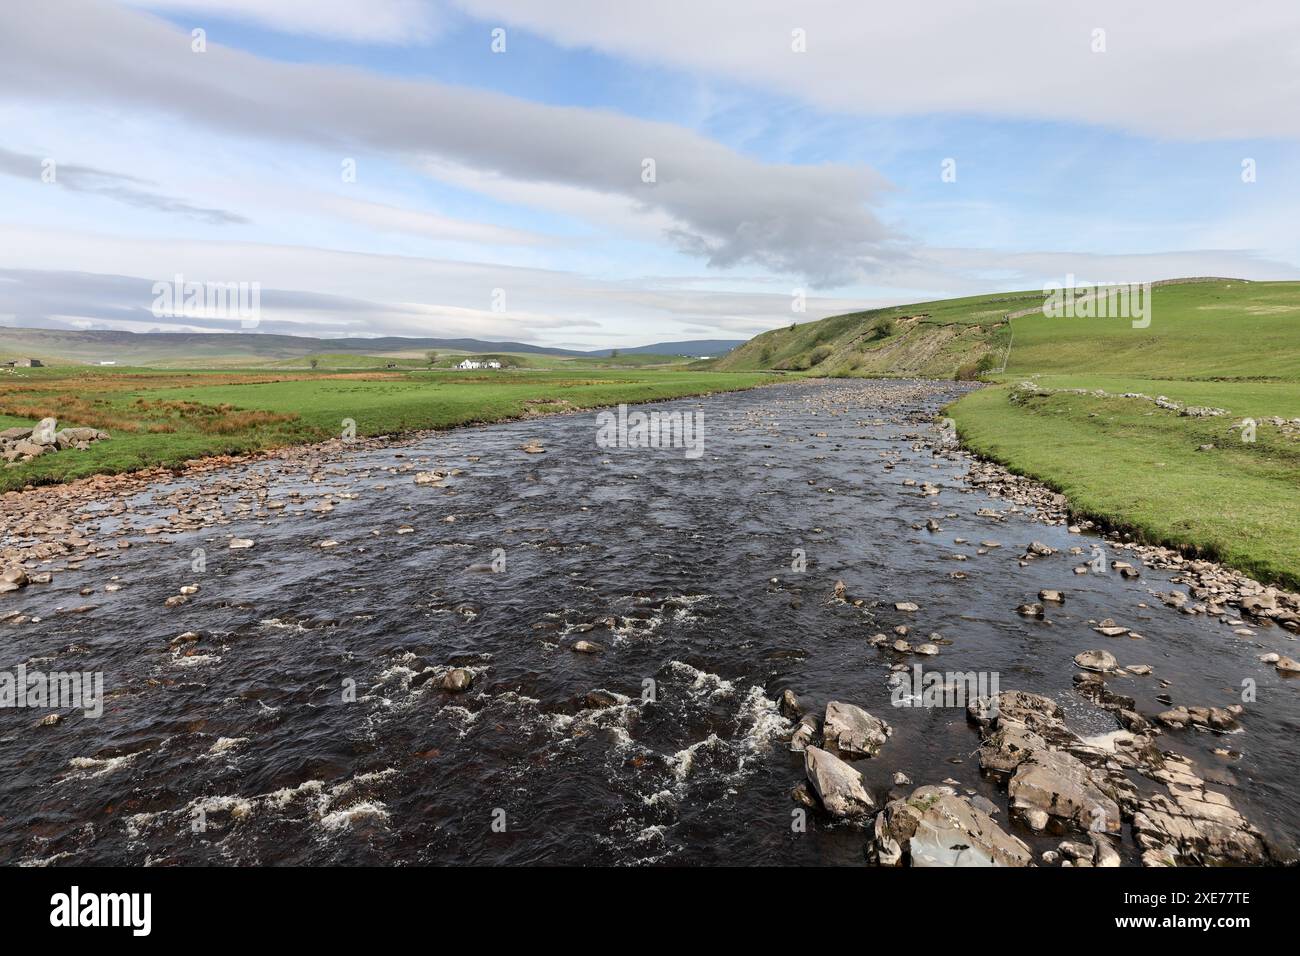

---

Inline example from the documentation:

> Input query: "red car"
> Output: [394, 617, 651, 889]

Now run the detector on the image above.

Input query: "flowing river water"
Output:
[1, 379, 1296, 865]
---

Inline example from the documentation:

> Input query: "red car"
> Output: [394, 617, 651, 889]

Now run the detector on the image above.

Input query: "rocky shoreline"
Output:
[1, 434, 396, 600]
[784, 683, 1278, 866]
[775, 397, 1296, 866]
[953, 439, 1300, 661]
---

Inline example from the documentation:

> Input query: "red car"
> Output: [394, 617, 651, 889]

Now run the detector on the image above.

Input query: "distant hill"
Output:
[714, 278, 1290, 379]
[0, 327, 741, 367]
[713, 290, 1037, 378]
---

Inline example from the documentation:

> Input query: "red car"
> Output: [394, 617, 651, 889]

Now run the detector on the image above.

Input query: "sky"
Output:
[1, 0, 1298, 350]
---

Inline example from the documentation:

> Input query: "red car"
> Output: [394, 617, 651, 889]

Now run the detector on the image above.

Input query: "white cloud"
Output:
[122, 0, 441, 43]
[1, 2, 1294, 351]
[0, 224, 849, 344]
[454, 0, 1300, 140]
[310, 194, 545, 246]
[0, 0, 896, 286]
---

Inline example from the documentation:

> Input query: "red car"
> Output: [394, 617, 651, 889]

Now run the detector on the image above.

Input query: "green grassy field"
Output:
[998, 280, 1300, 379]
[263, 350, 694, 371]
[945, 280, 1300, 587]
[0, 366, 771, 491]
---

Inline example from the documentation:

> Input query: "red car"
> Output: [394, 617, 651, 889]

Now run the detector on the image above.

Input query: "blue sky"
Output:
[1, 0, 1297, 348]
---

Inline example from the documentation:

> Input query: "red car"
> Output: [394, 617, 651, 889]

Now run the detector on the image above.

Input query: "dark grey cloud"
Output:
[0, 0, 894, 286]
[0, 146, 247, 225]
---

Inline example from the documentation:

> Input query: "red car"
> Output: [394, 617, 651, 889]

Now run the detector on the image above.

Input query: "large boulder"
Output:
[1132, 754, 1274, 865]
[978, 721, 1047, 774]
[968, 690, 1073, 746]
[822, 700, 891, 758]
[804, 746, 875, 819]
[10, 440, 47, 459]
[29, 417, 58, 445]
[1008, 748, 1121, 834]
[1240, 592, 1277, 617]
[871, 785, 1034, 867]
[57, 426, 103, 443]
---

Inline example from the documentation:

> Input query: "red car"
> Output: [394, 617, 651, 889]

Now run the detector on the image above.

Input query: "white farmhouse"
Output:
[457, 359, 482, 369]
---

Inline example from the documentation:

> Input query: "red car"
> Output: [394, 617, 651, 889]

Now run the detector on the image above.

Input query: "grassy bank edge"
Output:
[944, 384, 1300, 591]
[0, 371, 775, 494]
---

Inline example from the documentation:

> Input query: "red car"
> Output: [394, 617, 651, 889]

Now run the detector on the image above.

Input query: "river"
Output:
[1, 379, 1295, 865]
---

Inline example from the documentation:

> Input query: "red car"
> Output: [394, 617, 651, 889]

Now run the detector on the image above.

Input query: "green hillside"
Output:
[720, 277, 1300, 585]
[1001, 280, 1300, 380]
[947, 279, 1300, 587]
[714, 289, 1034, 377]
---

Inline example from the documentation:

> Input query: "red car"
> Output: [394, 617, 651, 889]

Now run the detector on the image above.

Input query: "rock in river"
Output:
[1008, 748, 1122, 834]
[778, 688, 804, 719]
[1276, 656, 1300, 675]
[442, 668, 473, 692]
[871, 785, 1033, 867]
[789, 713, 822, 753]
[1, 566, 30, 593]
[1133, 753, 1274, 865]
[1073, 649, 1118, 673]
[803, 746, 875, 819]
[822, 700, 891, 758]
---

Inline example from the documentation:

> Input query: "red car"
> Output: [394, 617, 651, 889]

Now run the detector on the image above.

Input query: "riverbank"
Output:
[0, 366, 772, 492]
[946, 379, 1300, 589]
[944, 425, 1300, 641]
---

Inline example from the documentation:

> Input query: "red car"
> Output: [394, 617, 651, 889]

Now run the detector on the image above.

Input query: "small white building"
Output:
[485, 360, 502, 369]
